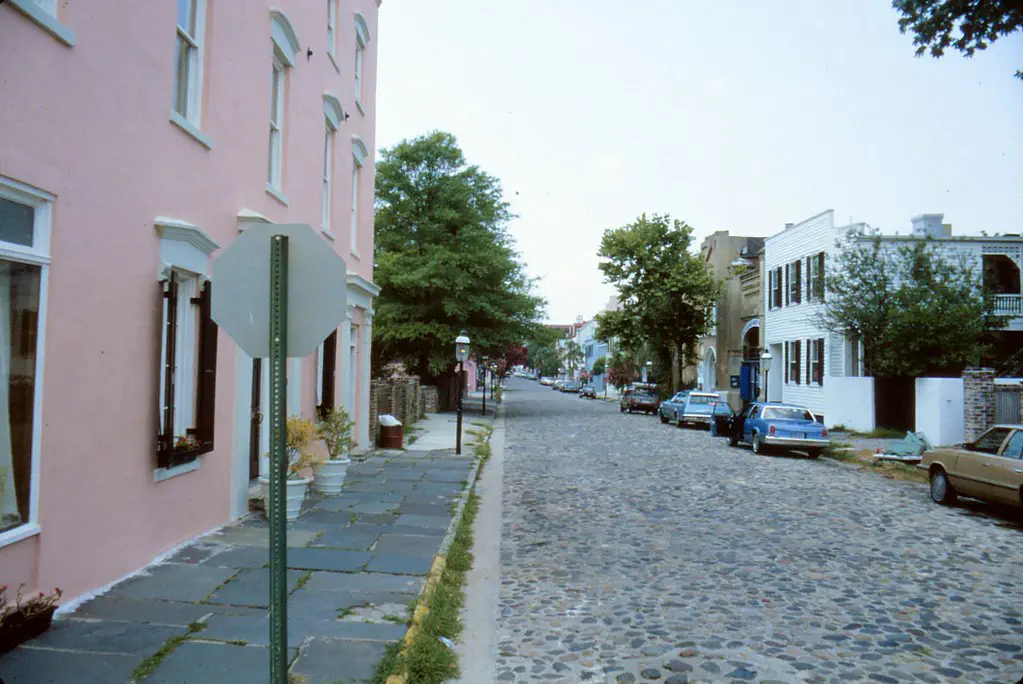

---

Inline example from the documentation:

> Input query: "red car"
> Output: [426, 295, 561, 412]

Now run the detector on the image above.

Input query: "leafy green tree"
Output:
[561, 340, 584, 375]
[591, 355, 606, 376]
[892, 0, 1022, 80]
[597, 214, 720, 392]
[372, 132, 545, 381]
[820, 232, 1005, 377]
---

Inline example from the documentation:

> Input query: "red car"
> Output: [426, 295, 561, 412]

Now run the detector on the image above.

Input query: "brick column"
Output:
[962, 368, 996, 442]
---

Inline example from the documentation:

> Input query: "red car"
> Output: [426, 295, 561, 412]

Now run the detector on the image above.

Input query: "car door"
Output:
[955, 427, 1013, 500]
[989, 429, 1023, 506]
[742, 405, 760, 441]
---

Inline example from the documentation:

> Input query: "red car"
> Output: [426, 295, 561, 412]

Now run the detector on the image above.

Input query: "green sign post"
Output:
[210, 223, 348, 683]
[267, 235, 289, 682]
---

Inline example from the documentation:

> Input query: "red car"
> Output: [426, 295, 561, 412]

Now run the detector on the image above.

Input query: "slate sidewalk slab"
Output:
[0, 449, 476, 684]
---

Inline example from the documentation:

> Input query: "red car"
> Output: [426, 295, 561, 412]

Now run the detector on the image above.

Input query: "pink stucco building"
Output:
[0, 0, 380, 603]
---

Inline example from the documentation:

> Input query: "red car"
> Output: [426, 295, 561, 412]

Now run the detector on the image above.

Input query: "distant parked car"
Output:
[723, 402, 828, 457]
[619, 385, 659, 415]
[677, 392, 722, 428]
[552, 379, 565, 391]
[658, 390, 692, 424]
[920, 424, 1023, 509]
[539, 377, 554, 386]
[561, 381, 581, 393]
[579, 385, 597, 399]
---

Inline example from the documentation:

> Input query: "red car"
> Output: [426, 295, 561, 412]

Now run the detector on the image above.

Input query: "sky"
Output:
[374, 1, 1023, 324]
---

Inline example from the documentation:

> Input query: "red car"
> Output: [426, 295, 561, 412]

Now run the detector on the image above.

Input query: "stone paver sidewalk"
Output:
[0, 450, 476, 684]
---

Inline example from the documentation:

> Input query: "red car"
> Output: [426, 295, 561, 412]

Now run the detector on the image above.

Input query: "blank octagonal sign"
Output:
[211, 223, 347, 359]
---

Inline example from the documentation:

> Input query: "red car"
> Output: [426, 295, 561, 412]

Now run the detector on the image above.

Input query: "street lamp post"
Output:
[760, 349, 773, 402]
[481, 356, 488, 417]
[455, 332, 470, 454]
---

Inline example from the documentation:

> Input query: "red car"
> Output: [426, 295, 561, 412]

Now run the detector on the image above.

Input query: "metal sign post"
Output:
[267, 235, 289, 683]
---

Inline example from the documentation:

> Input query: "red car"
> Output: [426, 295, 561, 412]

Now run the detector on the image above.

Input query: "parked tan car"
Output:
[920, 424, 1023, 509]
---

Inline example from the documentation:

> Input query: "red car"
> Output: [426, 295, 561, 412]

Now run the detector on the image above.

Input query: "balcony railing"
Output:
[994, 294, 1023, 316]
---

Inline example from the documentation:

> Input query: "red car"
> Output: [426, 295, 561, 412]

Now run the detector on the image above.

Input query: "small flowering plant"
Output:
[286, 416, 320, 479]
[0, 583, 63, 624]
[174, 435, 201, 451]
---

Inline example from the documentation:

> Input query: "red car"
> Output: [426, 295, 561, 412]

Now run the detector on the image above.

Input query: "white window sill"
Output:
[265, 184, 290, 206]
[327, 50, 341, 74]
[354, 98, 365, 116]
[0, 522, 42, 550]
[170, 111, 213, 150]
[7, 0, 75, 46]
[321, 229, 335, 241]
[154, 459, 201, 483]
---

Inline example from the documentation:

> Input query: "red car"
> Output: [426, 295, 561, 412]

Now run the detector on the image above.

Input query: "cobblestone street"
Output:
[495, 380, 1023, 683]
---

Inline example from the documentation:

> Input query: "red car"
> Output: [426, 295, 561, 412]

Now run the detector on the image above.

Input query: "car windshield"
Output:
[582, 385, 593, 390]
[688, 395, 717, 406]
[672, 393, 689, 402]
[635, 392, 656, 400]
[762, 407, 815, 422]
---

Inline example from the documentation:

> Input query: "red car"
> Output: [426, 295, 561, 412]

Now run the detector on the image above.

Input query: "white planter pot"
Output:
[258, 476, 312, 522]
[312, 458, 351, 495]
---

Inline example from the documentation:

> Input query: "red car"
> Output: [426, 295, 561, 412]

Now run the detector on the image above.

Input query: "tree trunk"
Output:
[670, 345, 680, 394]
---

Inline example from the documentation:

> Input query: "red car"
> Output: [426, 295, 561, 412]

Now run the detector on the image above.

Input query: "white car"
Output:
[539, 376, 554, 386]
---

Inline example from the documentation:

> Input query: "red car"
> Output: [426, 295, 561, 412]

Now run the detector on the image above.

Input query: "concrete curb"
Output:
[383, 416, 494, 684]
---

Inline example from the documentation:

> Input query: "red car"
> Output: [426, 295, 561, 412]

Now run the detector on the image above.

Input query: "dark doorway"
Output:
[874, 377, 915, 432]
[249, 359, 262, 480]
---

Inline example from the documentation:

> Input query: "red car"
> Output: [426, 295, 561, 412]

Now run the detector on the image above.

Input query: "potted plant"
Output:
[0, 584, 63, 654]
[313, 407, 355, 495]
[259, 416, 319, 522]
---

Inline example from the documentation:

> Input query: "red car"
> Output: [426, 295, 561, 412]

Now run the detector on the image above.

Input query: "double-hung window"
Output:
[155, 219, 219, 474]
[322, 124, 334, 233]
[0, 176, 51, 543]
[351, 137, 368, 256]
[173, 0, 206, 129]
[354, 13, 370, 112]
[267, 58, 285, 191]
[327, 0, 337, 66]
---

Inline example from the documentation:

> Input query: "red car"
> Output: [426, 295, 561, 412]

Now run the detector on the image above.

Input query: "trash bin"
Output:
[378, 414, 403, 449]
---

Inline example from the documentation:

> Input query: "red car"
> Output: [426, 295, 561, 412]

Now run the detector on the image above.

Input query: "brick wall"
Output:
[962, 368, 996, 442]
[369, 380, 382, 447]
[422, 386, 439, 413]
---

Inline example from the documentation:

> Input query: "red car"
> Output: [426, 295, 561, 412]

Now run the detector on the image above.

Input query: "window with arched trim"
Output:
[354, 13, 370, 111]
[351, 136, 369, 255]
[267, 10, 301, 202]
[322, 94, 345, 235]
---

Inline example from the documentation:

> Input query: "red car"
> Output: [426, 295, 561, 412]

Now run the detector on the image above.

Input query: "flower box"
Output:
[0, 606, 56, 654]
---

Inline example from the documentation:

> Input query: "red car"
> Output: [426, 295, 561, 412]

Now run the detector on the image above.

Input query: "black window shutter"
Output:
[785, 265, 790, 306]
[784, 342, 789, 383]
[794, 260, 802, 304]
[776, 267, 782, 307]
[158, 277, 179, 469]
[794, 340, 801, 385]
[195, 280, 218, 451]
[806, 340, 812, 385]
[767, 269, 773, 310]
[817, 337, 825, 384]
[319, 330, 338, 417]
[818, 252, 826, 301]
[806, 256, 813, 301]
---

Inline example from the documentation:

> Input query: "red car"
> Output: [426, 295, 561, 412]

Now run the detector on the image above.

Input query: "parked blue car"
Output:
[677, 392, 722, 428]
[724, 402, 829, 457]
[658, 390, 691, 424]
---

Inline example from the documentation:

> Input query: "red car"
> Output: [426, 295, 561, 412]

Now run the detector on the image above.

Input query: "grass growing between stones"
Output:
[130, 621, 206, 682]
[374, 491, 480, 684]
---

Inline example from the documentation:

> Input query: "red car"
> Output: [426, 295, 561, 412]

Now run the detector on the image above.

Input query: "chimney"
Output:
[784, 223, 794, 230]
[911, 214, 946, 238]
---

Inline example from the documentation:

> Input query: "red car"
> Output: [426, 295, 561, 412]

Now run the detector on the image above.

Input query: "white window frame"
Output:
[0, 176, 53, 549]
[6, 0, 75, 46]
[353, 13, 370, 113]
[327, 0, 338, 71]
[169, 0, 210, 149]
[322, 123, 334, 235]
[267, 57, 285, 193]
[351, 137, 368, 257]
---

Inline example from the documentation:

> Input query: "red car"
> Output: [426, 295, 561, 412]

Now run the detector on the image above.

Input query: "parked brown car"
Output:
[920, 424, 1023, 509]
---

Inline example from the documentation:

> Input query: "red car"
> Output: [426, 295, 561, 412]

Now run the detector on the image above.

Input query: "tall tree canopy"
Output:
[373, 132, 545, 380]
[595, 214, 720, 391]
[893, 0, 1022, 79]
[820, 232, 1005, 377]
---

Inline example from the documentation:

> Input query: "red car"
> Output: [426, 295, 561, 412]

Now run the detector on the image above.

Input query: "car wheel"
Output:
[806, 448, 821, 459]
[728, 433, 739, 447]
[619, 405, 625, 413]
[751, 432, 766, 455]
[660, 414, 668, 424]
[930, 469, 957, 505]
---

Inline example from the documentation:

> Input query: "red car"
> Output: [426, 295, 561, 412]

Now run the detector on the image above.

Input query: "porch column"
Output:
[357, 314, 373, 448]
[339, 310, 352, 415]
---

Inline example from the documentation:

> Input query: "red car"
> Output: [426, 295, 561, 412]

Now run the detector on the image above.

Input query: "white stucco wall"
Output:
[824, 377, 875, 431]
[915, 378, 964, 446]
